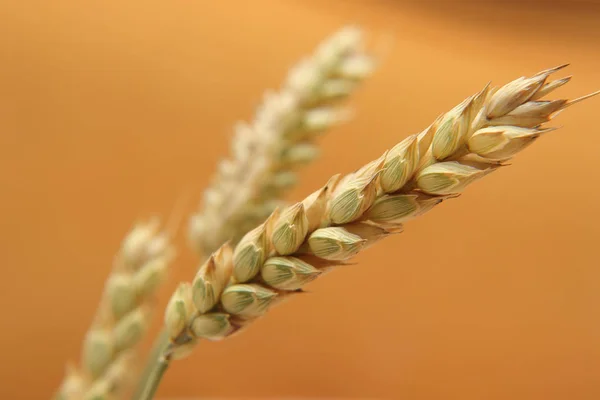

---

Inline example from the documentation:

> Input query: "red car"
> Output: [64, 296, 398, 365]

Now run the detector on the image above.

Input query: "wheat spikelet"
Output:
[163, 66, 596, 358]
[188, 26, 375, 256]
[55, 220, 175, 400]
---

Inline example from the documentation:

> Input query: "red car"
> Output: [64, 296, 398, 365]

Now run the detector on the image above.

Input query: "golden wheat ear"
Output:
[188, 26, 377, 256]
[163, 66, 597, 358]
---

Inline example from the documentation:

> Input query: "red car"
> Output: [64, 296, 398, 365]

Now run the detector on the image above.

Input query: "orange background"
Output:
[1, 1, 600, 399]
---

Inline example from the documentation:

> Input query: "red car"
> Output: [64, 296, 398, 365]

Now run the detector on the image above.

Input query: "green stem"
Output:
[133, 329, 171, 400]
[135, 253, 210, 400]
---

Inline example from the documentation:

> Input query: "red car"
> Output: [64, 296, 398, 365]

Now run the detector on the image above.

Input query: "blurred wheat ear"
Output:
[54, 220, 175, 400]
[188, 26, 376, 257]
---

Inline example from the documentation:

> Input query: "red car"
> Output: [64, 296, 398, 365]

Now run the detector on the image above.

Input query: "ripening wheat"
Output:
[163, 65, 597, 359]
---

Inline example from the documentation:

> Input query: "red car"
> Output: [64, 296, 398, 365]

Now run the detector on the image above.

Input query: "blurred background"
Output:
[1, 0, 600, 399]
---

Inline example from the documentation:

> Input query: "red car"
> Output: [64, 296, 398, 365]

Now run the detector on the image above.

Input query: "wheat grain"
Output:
[187, 26, 375, 256]
[55, 220, 174, 400]
[160, 66, 597, 359]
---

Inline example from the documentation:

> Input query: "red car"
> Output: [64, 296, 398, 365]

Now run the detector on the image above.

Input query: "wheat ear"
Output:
[55, 220, 174, 400]
[161, 66, 596, 359]
[188, 26, 375, 256]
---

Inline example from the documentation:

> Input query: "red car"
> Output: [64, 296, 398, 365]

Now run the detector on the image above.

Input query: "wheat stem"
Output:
[135, 351, 171, 400]
[131, 330, 170, 400]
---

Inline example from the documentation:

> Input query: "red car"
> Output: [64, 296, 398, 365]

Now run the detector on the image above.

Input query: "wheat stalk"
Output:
[158, 66, 596, 365]
[55, 220, 174, 400]
[187, 26, 375, 256]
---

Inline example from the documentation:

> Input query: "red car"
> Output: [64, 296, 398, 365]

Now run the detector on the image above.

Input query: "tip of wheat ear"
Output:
[164, 65, 597, 359]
